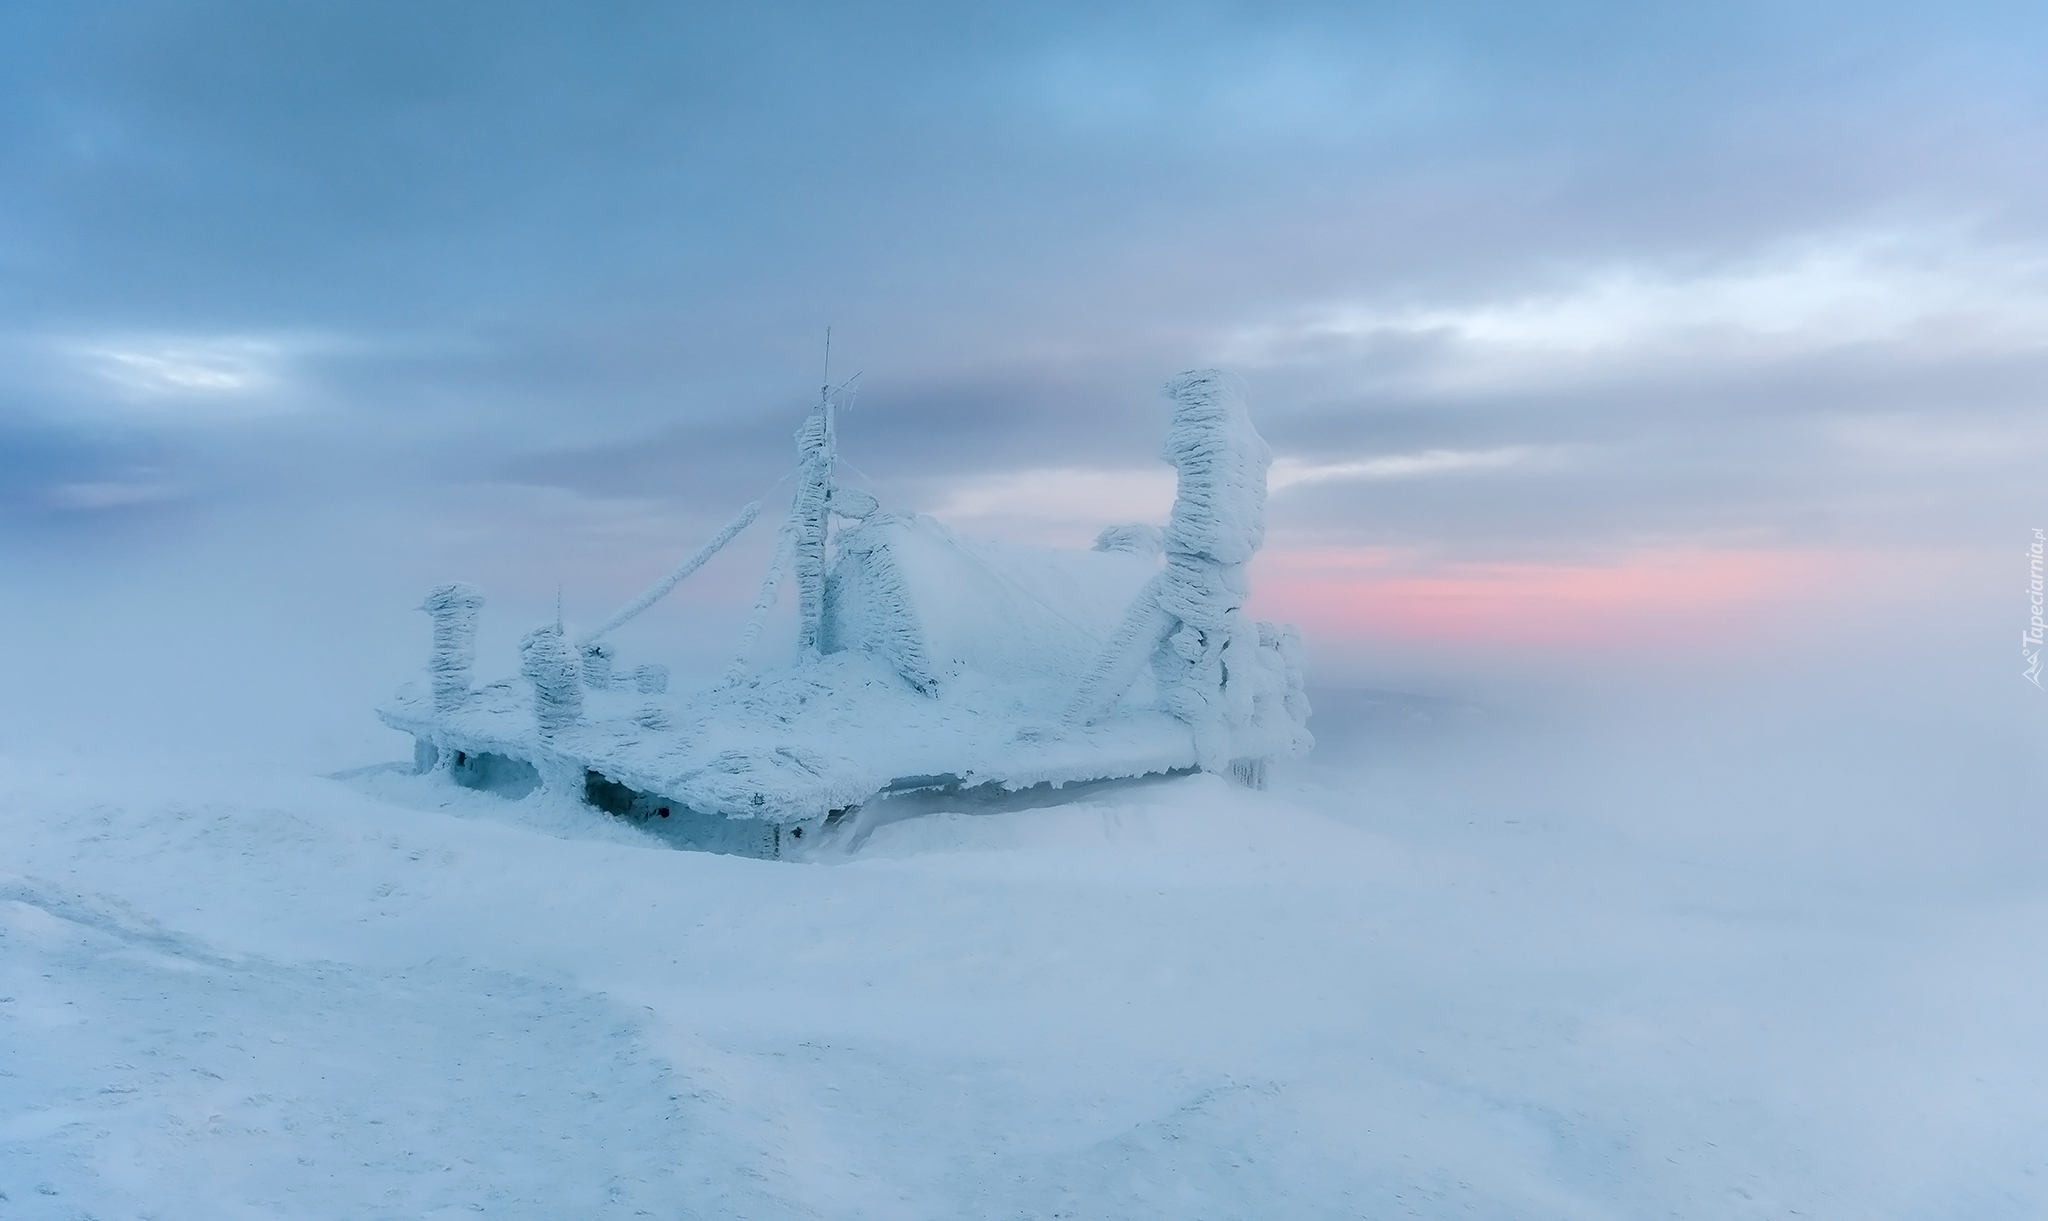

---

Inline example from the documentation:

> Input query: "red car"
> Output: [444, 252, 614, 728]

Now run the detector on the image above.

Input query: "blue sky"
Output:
[3, 1, 2046, 737]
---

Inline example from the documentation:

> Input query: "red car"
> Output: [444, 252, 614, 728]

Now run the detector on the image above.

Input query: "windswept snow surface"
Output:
[6, 684, 2047, 1219]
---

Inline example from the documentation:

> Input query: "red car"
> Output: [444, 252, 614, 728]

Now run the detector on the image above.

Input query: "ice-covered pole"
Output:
[1066, 370, 1271, 771]
[421, 582, 484, 716]
[519, 623, 583, 738]
[576, 500, 762, 647]
[791, 405, 834, 655]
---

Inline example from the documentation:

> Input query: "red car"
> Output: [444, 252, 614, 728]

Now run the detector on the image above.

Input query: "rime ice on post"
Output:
[581, 642, 615, 690]
[1067, 370, 1298, 779]
[791, 405, 834, 656]
[1153, 370, 1270, 772]
[422, 582, 484, 715]
[1158, 370, 1269, 568]
[793, 338, 859, 658]
[519, 624, 582, 738]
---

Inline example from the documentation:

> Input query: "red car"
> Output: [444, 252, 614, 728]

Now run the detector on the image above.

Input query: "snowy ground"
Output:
[4, 687, 2045, 1219]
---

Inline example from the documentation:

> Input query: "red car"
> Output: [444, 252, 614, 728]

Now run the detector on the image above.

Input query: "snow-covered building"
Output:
[379, 369, 1312, 857]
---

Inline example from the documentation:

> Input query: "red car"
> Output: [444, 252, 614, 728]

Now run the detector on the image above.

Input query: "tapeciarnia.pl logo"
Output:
[2028, 528, 2045, 689]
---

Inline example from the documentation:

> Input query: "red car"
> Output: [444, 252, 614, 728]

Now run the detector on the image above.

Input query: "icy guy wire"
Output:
[726, 524, 797, 687]
[576, 499, 764, 648]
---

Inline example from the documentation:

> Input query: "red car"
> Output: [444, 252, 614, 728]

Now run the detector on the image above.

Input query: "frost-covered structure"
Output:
[1066, 371, 1310, 783]
[421, 582, 483, 715]
[379, 368, 1312, 857]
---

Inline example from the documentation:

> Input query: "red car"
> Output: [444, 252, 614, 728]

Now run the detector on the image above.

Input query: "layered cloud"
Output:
[1223, 228, 2048, 394]
[1, 1, 2041, 686]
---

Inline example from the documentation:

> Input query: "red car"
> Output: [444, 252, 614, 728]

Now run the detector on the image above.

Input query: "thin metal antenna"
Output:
[555, 584, 563, 633]
[821, 327, 832, 405]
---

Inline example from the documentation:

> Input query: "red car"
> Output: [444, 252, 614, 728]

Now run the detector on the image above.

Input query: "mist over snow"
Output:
[4, 2, 2047, 1217]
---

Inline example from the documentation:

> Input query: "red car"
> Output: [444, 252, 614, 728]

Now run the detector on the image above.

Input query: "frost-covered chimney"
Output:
[421, 582, 484, 716]
[581, 642, 615, 690]
[519, 624, 583, 737]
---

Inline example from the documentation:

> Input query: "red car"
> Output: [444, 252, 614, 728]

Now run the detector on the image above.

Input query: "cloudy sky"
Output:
[3, 1, 2045, 757]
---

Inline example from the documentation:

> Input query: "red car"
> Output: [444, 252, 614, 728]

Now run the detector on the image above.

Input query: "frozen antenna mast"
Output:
[792, 328, 859, 655]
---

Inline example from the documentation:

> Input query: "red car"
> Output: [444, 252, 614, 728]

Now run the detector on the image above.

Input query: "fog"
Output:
[6, 456, 2041, 904]
[4, 6, 2046, 1212]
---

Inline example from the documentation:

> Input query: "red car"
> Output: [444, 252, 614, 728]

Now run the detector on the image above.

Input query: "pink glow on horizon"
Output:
[1246, 545, 1859, 649]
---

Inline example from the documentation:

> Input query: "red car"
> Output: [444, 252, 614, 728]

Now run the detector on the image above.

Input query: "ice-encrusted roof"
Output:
[825, 513, 1159, 696]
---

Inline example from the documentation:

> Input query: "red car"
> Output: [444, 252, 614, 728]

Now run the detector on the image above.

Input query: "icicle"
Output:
[519, 623, 582, 738]
[420, 582, 484, 716]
